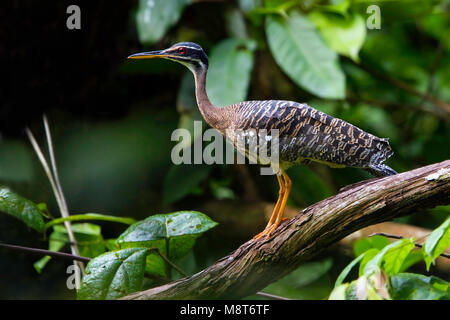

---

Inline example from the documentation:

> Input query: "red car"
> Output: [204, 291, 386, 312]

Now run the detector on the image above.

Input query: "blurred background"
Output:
[1, 0, 449, 299]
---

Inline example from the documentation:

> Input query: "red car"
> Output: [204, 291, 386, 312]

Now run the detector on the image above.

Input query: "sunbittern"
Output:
[128, 42, 397, 240]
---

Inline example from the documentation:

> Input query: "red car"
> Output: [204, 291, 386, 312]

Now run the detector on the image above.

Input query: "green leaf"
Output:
[105, 239, 120, 251]
[118, 211, 217, 242]
[0, 187, 45, 232]
[206, 38, 256, 107]
[353, 235, 390, 257]
[364, 238, 415, 276]
[135, 0, 191, 45]
[265, 10, 345, 99]
[45, 213, 136, 229]
[33, 229, 67, 273]
[34, 223, 107, 273]
[163, 164, 211, 205]
[78, 248, 150, 300]
[398, 250, 424, 273]
[308, 11, 366, 62]
[423, 217, 450, 271]
[358, 248, 379, 276]
[117, 211, 217, 277]
[390, 273, 450, 300]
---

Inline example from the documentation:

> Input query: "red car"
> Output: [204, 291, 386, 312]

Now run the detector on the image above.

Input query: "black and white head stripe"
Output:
[166, 42, 208, 69]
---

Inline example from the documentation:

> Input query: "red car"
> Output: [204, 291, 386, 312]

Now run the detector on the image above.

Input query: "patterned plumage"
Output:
[227, 100, 396, 177]
[128, 42, 397, 240]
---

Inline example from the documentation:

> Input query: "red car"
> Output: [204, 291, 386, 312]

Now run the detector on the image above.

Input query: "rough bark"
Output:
[123, 160, 450, 300]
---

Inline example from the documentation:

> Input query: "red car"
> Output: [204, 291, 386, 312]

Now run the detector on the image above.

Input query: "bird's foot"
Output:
[253, 217, 291, 240]
[253, 222, 280, 240]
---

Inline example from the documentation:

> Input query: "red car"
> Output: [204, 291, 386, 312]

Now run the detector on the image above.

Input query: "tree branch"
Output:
[123, 160, 450, 300]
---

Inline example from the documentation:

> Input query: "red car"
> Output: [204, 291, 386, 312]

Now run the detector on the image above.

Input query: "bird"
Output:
[128, 42, 397, 240]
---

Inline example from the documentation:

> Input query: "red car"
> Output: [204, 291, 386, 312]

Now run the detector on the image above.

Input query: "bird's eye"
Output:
[178, 47, 186, 55]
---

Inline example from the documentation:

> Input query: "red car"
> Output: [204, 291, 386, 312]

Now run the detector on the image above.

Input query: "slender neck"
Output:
[193, 67, 222, 129]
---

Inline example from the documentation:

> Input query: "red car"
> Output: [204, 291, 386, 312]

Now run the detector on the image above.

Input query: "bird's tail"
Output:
[366, 163, 398, 177]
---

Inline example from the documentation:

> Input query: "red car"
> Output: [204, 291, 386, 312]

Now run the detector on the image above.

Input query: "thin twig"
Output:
[0, 242, 90, 263]
[43, 116, 85, 276]
[369, 232, 450, 259]
[26, 120, 84, 279]
[255, 291, 291, 300]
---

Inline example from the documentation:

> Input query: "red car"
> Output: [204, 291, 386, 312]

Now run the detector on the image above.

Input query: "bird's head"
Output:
[128, 42, 208, 74]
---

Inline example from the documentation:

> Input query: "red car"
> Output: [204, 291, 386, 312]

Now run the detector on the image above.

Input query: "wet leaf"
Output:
[265, 10, 345, 99]
[0, 187, 45, 232]
[78, 248, 150, 300]
[117, 211, 217, 277]
[118, 211, 217, 241]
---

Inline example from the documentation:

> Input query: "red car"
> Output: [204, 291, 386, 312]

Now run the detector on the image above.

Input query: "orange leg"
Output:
[253, 171, 292, 240]
[264, 171, 291, 238]
[253, 174, 285, 240]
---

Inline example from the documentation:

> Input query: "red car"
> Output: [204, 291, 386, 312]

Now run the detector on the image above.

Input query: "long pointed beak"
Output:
[127, 50, 167, 60]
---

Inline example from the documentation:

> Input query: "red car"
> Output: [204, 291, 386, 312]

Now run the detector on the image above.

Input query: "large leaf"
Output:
[78, 248, 150, 300]
[265, 10, 345, 99]
[390, 273, 450, 300]
[206, 38, 256, 107]
[364, 238, 415, 276]
[117, 211, 217, 277]
[308, 11, 366, 62]
[423, 217, 450, 270]
[118, 211, 217, 242]
[135, 0, 191, 45]
[0, 187, 45, 232]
